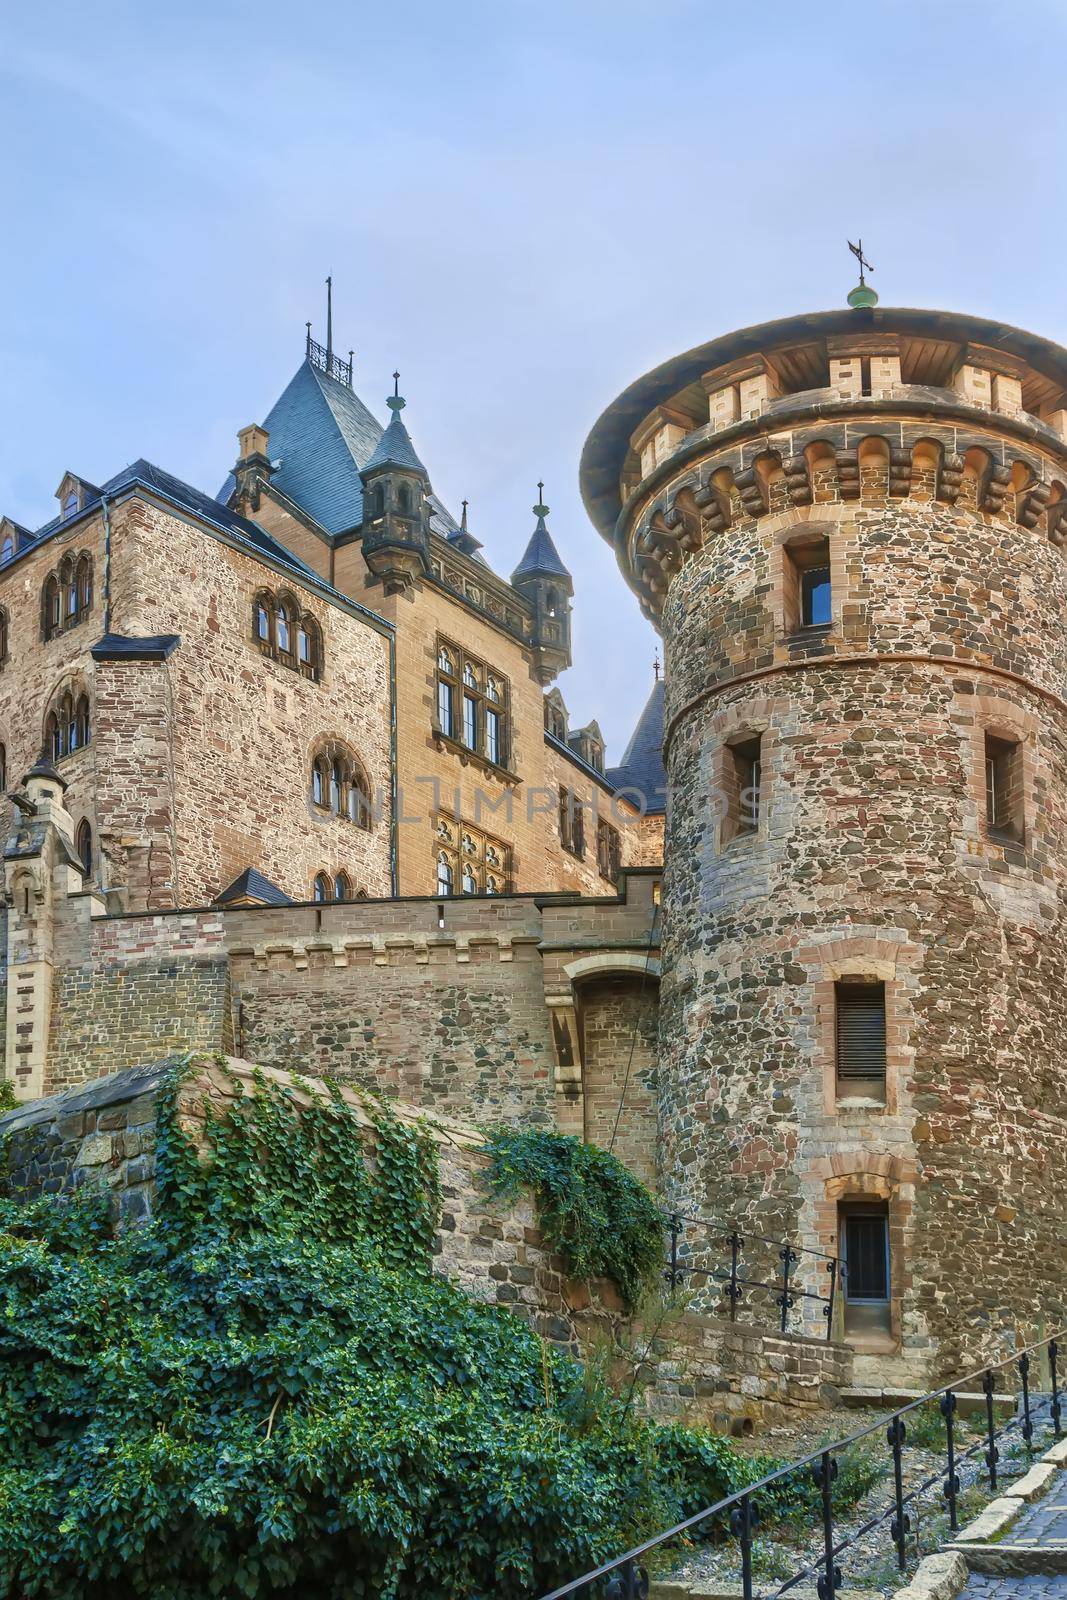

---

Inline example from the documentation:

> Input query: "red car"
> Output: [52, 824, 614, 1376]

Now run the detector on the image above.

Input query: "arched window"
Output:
[76, 819, 92, 876]
[0, 609, 8, 667]
[462, 863, 477, 894]
[436, 853, 453, 895]
[310, 744, 372, 830]
[364, 483, 383, 520]
[76, 556, 92, 615]
[254, 593, 272, 644]
[60, 558, 77, 620]
[313, 872, 331, 903]
[334, 871, 350, 902]
[45, 683, 89, 761]
[312, 755, 329, 808]
[0, 536, 12, 564]
[43, 575, 61, 640]
[397, 483, 412, 514]
[298, 615, 321, 680]
[276, 603, 291, 657]
[545, 587, 559, 619]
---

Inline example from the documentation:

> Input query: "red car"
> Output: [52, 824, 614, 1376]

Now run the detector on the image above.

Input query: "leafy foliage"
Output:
[0, 1065, 834, 1598]
[0, 1078, 17, 1116]
[480, 1127, 664, 1309]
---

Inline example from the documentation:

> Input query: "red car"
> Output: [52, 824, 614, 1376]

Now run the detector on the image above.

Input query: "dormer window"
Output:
[0, 536, 12, 564]
[63, 491, 79, 520]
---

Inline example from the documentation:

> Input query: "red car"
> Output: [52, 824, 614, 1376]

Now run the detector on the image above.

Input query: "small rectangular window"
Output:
[835, 980, 886, 1102]
[728, 735, 762, 837]
[985, 733, 1023, 841]
[596, 817, 621, 884]
[559, 786, 586, 858]
[801, 565, 832, 628]
[784, 536, 832, 635]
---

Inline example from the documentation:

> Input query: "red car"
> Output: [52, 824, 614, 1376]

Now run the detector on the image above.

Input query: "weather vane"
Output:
[846, 239, 879, 309]
[848, 238, 872, 284]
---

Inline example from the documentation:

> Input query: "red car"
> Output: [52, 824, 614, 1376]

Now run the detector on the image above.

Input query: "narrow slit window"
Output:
[835, 980, 887, 1102]
[985, 733, 1023, 841]
[728, 734, 762, 837]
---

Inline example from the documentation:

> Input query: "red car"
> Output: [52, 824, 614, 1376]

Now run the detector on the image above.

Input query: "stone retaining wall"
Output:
[0, 1056, 852, 1426]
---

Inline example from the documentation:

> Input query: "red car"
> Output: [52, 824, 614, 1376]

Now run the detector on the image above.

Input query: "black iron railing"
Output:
[538, 1327, 1067, 1600]
[306, 334, 354, 388]
[662, 1210, 841, 1341]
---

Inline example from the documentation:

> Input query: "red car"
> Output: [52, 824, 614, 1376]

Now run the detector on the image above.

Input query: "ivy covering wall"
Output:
[0, 1062, 836, 1599]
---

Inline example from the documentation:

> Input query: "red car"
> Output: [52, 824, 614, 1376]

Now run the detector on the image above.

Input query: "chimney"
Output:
[233, 424, 273, 512]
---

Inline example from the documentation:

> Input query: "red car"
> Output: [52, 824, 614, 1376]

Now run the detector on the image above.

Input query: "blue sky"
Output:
[3, 0, 1067, 755]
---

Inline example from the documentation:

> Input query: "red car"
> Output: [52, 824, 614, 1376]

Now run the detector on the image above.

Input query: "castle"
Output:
[3, 292, 1066, 1382]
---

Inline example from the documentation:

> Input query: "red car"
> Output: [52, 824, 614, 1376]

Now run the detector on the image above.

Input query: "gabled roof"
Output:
[606, 677, 667, 815]
[214, 867, 292, 907]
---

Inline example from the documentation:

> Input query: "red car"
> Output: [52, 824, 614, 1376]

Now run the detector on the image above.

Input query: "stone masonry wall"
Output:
[32, 873, 663, 1179]
[0, 1056, 851, 1425]
[110, 497, 394, 907]
[659, 481, 1067, 1382]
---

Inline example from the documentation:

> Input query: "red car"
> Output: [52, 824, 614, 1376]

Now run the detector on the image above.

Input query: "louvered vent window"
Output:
[835, 981, 886, 1102]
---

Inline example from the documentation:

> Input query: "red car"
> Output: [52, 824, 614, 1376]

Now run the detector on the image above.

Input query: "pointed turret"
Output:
[510, 484, 573, 684]
[606, 667, 667, 815]
[359, 375, 432, 596]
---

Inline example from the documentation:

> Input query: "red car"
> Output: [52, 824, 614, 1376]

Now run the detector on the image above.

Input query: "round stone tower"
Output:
[582, 305, 1067, 1381]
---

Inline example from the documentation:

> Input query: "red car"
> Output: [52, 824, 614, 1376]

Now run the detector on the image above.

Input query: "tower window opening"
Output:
[985, 733, 1023, 842]
[725, 733, 762, 840]
[801, 564, 832, 628]
[840, 1202, 891, 1339]
[783, 534, 832, 634]
[835, 980, 887, 1104]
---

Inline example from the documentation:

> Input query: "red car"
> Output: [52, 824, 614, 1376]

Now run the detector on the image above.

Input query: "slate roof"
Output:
[214, 867, 292, 907]
[606, 677, 667, 814]
[512, 510, 571, 583]
[362, 402, 428, 476]
[216, 360, 473, 550]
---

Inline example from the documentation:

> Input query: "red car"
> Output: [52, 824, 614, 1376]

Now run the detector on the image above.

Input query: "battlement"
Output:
[581, 307, 1067, 619]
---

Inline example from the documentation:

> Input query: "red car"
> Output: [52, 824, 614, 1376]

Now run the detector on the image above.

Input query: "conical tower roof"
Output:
[511, 486, 571, 585]
[362, 388, 428, 478]
[606, 674, 666, 815]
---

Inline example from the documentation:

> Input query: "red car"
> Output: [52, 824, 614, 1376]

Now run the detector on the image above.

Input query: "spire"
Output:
[846, 238, 879, 309]
[653, 649, 661, 682]
[451, 496, 483, 557]
[511, 481, 571, 584]
[362, 377, 428, 477]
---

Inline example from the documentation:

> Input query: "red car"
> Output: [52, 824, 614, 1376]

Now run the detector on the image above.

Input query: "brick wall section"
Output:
[0, 1057, 851, 1425]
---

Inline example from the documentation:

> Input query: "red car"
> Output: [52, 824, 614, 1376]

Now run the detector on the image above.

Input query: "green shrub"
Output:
[480, 1127, 664, 1309]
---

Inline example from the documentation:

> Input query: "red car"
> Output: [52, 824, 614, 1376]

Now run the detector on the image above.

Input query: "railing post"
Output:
[810, 1450, 840, 1600]
[1051, 1340, 1062, 1439]
[887, 1415, 910, 1572]
[983, 1369, 1000, 1490]
[824, 1258, 838, 1343]
[778, 1242, 797, 1334]
[666, 1212, 681, 1294]
[726, 1231, 742, 1322]
[729, 1492, 759, 1600]
[604, 1560, 648, 1599]
[1019, 1352, 1034, 1449]
[940, 1388, 959, 1533]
